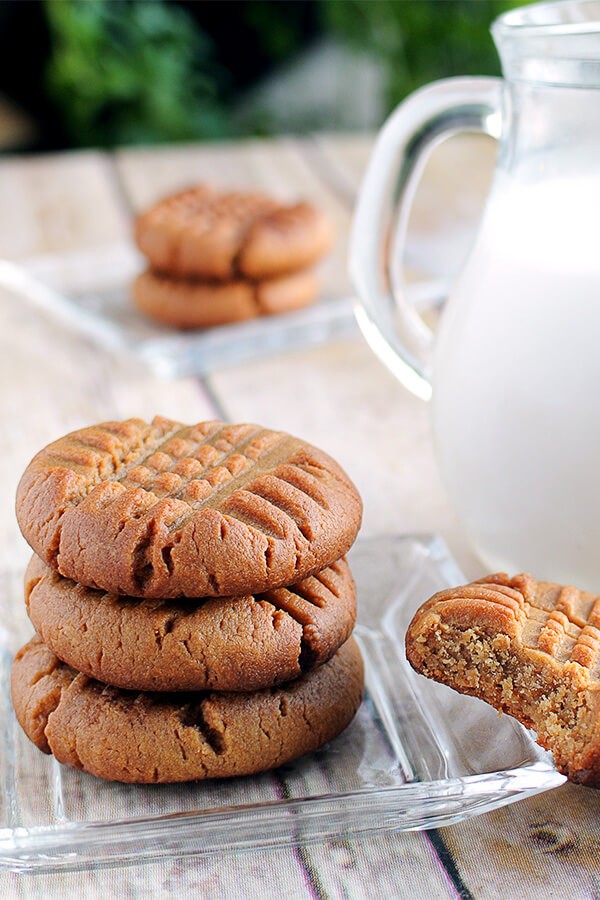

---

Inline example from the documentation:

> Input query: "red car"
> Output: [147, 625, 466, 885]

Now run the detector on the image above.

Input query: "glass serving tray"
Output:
[0, 246, 358, 378]
[0, 247, 446, 379]
[0, 534, 564, 873]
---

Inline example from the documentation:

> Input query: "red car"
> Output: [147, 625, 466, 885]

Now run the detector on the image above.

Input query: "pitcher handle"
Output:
[350, 76, 504, 401]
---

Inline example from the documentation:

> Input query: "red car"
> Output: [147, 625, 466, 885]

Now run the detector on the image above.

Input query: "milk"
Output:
[432, 171, 600, 590]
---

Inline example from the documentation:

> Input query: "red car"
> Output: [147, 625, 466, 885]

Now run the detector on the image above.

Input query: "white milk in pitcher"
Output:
[432, 170, 600, 590]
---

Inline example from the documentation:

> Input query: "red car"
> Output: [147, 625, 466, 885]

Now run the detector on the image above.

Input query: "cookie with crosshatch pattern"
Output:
[16, 417, 362, 599]
[405, 572, 600, 786]
[134, 185, 334, 281]
[10, 634, 364, 783]
[24, 553, 356, 692]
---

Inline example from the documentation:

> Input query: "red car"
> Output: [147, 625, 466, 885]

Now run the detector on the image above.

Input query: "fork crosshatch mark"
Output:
[16, 417, 363, 599]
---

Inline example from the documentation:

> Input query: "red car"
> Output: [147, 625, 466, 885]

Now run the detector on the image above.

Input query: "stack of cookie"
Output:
[132, 186, 335, 329]
[11, 417, 364, 783]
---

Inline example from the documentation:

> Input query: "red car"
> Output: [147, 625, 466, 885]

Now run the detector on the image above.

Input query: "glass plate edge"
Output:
[0, 533, 566, 872]
[0, 258, 357, 378]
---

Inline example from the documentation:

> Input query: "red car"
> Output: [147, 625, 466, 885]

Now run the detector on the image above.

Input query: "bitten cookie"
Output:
[405, 573, 600, 786]
[132, 267, 318, 329]
[25, 554, 356, 692]
[11, 635, 364, 783]
[134, 185, 334, 281]
[16, 417, 363, 599]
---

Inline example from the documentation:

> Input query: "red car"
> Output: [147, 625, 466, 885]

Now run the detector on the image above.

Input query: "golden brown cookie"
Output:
[405, 573, 600, 786]
[16, 417, 363, 599]
[134, 185, 334, 281]
[132, 267, 318, 330]
[25, 554, 356, 692]
[10, 635, 364, 783]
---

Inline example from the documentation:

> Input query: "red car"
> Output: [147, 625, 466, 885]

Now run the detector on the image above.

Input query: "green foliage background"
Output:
[322, 0, 526, 109]
[43, 0, 528, 148]
[44, 0, 229, 146]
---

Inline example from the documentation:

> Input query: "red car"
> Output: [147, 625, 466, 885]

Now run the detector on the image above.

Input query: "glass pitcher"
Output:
[351, 0, 600, 590]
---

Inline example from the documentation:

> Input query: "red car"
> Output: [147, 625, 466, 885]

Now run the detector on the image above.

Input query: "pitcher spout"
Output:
[492, 0, 600, 88]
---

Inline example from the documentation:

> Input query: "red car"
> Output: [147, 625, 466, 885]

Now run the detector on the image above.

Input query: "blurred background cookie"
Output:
[134, 186, 333, 281]
[132, 184, 333, 329]
[132, 267, 318, 329]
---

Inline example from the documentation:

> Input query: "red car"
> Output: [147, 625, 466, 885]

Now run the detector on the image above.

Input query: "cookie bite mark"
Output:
[406, 573, 600, 785]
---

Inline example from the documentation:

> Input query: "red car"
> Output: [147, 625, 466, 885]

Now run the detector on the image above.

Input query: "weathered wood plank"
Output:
[3, 850, 316, 899]
[300, 834, 457, 899]
[441, 782, 600, 900]
[0, 151, 130, 258]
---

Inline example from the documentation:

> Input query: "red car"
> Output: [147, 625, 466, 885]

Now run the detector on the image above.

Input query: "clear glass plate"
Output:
[0, 246, 357, 378]
[0, 534, 564, 872]
[0, 247, 446, 378]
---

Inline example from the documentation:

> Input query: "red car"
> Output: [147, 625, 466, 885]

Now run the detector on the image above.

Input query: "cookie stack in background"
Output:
[11, 417, 364, 784]
[132, 186, 335, 329]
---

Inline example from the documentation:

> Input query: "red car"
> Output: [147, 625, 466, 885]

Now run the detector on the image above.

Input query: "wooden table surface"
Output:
[0, 134, 597, 898]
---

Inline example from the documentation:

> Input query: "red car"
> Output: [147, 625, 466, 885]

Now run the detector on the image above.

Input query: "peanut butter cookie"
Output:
[132, 267, 318, 329]
[134, 186, 334, 281]
[16, 417, 362, 599]
[406, 573, 600, 785]
[25, 554, 356, 692]
[11, 635, 364, 783]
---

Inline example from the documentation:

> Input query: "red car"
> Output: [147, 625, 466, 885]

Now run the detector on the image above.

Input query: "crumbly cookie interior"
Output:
[408, 620, 598, 784]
